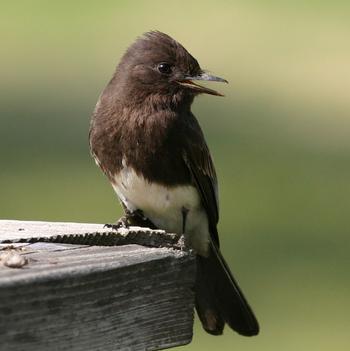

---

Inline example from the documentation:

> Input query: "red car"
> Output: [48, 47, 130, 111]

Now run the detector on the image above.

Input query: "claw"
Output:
[104, 216, 129, 230]
[104, 211, 157, 231]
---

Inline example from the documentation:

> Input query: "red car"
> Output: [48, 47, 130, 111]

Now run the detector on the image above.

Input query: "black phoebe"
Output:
[89, 31, 259, 336]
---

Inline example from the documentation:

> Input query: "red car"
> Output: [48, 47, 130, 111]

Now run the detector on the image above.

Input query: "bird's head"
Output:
[111, 31, 228, 104]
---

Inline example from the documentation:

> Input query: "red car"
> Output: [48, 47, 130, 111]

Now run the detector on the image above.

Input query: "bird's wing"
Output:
[183, 117, 220, 246]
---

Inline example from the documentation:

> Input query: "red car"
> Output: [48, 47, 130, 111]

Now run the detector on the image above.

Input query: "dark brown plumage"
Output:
[89, 31, 259, 336]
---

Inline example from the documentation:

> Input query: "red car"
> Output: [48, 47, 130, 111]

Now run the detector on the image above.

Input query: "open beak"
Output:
[176, 72, 228, 96]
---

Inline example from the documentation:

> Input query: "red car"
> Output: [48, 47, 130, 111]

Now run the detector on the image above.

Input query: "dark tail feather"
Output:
[195, 243, 259, 336]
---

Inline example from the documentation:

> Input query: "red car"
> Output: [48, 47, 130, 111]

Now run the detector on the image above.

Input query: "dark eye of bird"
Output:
[157, 62, 172, 74]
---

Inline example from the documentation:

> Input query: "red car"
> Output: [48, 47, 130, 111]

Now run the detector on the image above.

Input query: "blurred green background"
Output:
[1, 1, 350, 350]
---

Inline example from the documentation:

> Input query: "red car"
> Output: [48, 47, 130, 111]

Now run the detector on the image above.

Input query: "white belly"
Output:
[111, 162, 210, 255]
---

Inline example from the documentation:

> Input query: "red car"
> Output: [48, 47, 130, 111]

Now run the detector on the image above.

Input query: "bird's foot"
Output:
[104, 216, 129, 231]
[104, 210, 157, 231]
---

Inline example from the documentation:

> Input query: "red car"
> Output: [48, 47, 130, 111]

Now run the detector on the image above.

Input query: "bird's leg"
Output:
[181, 207, 189, 234]
[104, 202, 130, 230]
[177, 207, 189, 250]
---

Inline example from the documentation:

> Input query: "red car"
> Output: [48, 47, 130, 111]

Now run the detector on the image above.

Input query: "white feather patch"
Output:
[112, 160, 210, 255]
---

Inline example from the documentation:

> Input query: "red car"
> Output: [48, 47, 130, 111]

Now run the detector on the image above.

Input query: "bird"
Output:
[89, 31, 259, 336]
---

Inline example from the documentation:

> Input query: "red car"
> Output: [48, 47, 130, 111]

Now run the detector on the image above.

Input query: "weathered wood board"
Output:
[0, 220, 196, 351]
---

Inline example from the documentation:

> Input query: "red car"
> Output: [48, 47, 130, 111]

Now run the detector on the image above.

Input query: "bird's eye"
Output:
[157, 62, 172, 75]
